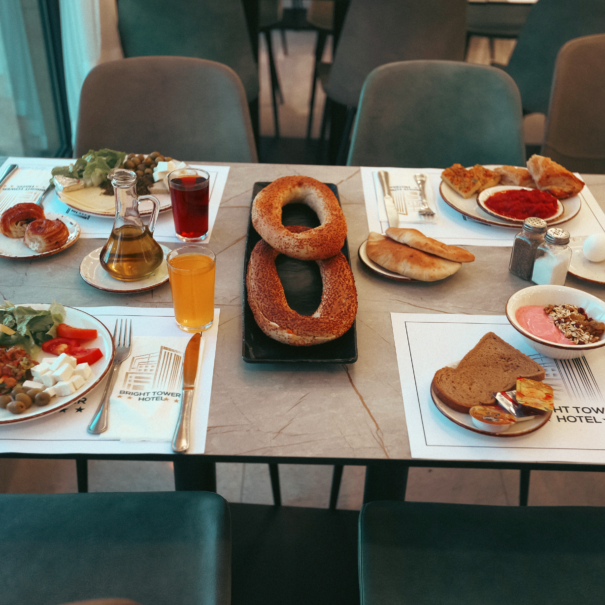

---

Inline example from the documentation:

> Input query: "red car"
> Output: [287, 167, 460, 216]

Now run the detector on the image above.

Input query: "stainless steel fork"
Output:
[87, 319, 132, 434]
[414, 173, 435, 217]
[393, 189, 407, 215]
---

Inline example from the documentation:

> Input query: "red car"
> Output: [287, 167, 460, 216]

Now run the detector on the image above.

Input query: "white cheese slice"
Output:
[70, 374, 85, 390]
[40, 373, 56, 388]
[53, 175, 84, 193]
[23, 380, 44, 391]
[74, 363, 93, 381]
[31, 363, 51, 380]
[52, 363, 74, 382]
[44, 387, 57, 398]
[55, 380, 75, 397]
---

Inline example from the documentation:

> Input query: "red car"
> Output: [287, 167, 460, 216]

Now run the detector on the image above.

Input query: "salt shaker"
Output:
[531, 228, 572, 286]
[509, 217, 548, 280]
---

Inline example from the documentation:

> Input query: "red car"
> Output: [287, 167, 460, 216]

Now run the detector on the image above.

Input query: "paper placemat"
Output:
[392, 312, 605, 464]
[362, 167, 605, 247]
[0, 157, 230, 243]
[0, 307, 220, 455]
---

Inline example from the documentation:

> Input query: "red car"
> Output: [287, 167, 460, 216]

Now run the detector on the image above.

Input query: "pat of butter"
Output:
[53, 175, 84, 193]
[153, 160, 187, 187]
[0, 324, 16, 336]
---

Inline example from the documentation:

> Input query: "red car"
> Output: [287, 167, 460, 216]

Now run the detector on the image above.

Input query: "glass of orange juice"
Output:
[167, 245, 215, 332]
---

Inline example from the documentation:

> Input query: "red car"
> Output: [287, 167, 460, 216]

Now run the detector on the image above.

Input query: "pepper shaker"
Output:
[532, 228, 572, 286]
[509, 217, 548, 280]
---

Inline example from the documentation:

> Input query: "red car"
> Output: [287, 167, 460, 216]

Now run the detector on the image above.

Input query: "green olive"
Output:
[124, 160, 136, 169]
[126, 153, 135, 161]
[156, 155, 165, 162]
[11, 386, 24, 396]
[137, 154, 145, 163]
[144, 167, 154, 175]
[7, 400, 26, 414]
[15, 393, 32, 408]
[0, 395, 11, 408]
[26, 388, 42, 398]
[34, 392, 51, 407]
[143, 156, 154, 166]
[165, 156, 172, 162]
[136, 170, 144, 178]
[150, 151, 160, 159]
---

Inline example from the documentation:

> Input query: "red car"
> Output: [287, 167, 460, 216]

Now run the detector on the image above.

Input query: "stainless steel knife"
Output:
[377, 170, 399, 228]
[0, 164, 17, 188]
[172, 332, 202, 453]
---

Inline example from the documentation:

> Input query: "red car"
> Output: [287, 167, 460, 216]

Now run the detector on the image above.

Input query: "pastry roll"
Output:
[0, 203, 45, 238]
[24, 218, 69, 252]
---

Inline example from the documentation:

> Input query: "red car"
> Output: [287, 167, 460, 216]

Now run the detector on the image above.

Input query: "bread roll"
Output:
[526, 154, 584, 199]
[24, 218, 69, 252]
[366, 232, 461, 281]
[0, 203, 45, 238]
[493, 166, 536, 188]
[386, 228, 475, 263]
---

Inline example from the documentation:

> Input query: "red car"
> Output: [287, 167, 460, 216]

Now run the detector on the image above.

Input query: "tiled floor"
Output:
[1, 29, 600, 508]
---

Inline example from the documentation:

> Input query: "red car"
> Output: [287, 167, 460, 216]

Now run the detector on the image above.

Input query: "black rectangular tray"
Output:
[242, 182, 358, 364]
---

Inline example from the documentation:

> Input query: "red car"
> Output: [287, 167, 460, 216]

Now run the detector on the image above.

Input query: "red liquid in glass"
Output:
[170, 176, 209, 240]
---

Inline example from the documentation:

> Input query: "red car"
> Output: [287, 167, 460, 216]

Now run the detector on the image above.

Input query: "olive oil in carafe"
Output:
[100, 224, 164, 281]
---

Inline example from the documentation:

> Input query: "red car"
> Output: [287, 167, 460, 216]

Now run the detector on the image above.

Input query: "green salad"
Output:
[51, 148, 126, 188]
[0, 301, 65, 353]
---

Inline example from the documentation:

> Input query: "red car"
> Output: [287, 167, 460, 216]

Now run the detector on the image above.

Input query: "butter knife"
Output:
[172, 332, 202, 453]
[0, 164, 17, 188]
[378, 170, 399, 228]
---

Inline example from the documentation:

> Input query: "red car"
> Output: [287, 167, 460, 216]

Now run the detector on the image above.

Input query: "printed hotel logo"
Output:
[118, 346, 184, 402]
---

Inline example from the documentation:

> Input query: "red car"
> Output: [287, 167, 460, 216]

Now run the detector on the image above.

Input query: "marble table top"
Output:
[2, 163, 604, 463]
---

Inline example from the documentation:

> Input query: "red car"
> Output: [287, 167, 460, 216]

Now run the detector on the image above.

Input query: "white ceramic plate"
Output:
[477, 185, 564, 224]
[430, 381, 551, 438]
[358, 240, 415, 282]
[439, 165, 582, 229]
[0, 305, 115, 425]
[79, 245, 171, 292]
[568, 236, 605, 285]
[0, 213, 80, 259]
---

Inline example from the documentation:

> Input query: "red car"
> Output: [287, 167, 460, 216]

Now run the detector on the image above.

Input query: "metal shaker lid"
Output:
[545, 228, 570, 245]
[523, 217, 548, 233]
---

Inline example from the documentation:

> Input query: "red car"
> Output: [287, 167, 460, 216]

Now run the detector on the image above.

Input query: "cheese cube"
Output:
[44, 387, 57, 398]
[40, 358, 56, 367]
[70, 374, 85, 391]
[40, 372, 56, 388]
[49, 353, 77, 372]
[22, 380, 44, 391]
[54, 380, 75, 397]
[74, 363, 92, 381]
[31, 363, 51, 380]
[52, 363, 74, 383]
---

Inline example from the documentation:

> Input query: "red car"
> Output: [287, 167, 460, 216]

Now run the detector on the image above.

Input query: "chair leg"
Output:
[248, 98, 260, 157]
[318, 97, 332, 163]
[488, 36, 495, 64]
[264, 31, 281, 137]
[269, 463, 282, 506]
[336, 106, 356, 165]
[519, 469, 531, 506]
[76, 458, 88, 493]
[307, 30, 329, 139]
[280, 27, 288, 55]
[329, 464, 344, 510]
[173, 458, 217, 491]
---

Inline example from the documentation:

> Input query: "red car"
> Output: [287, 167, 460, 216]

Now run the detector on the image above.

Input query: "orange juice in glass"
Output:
[167, 245, 215, 332]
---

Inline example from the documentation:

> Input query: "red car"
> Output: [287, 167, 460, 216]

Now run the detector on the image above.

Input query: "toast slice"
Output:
[493, 165, 536, 188]
[432, 332, 545, 414]
[441, 164, 481, 199]
[526, 154, 584, 199]
[472, 165, 501, 192]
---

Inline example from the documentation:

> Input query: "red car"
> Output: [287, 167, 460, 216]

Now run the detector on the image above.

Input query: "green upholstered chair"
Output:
[359, 500, 605, 605]
[542, 34, 605, 174]
[347, 60, 525, 169]
[504, 0, 605, 116]
[0, 491, 231, 605]
[75, 56, 257, 162]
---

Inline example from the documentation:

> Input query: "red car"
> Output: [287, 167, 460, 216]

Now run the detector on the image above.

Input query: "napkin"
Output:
[373, 169, 438, 226]
[99, 336, 204, 442]
[0, 169, 50, 206]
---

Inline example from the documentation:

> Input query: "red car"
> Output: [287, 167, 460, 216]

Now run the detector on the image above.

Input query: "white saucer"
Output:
[79, 245, 171, 292]
[358, 239, 414, 282]
[568, 236, 605, 285]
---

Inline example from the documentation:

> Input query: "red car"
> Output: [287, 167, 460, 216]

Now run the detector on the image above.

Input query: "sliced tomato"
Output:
[57, 324, 98, 340]
[41, 337, 79, 356]
[70, 347, 103, 365]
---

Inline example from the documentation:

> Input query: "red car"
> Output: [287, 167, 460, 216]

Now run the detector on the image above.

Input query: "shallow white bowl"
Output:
[505, 285, 605, 359]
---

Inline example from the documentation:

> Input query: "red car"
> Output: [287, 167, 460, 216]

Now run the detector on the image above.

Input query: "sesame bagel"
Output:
[247, 226, 357, 346]
[251, 176, 347, 260]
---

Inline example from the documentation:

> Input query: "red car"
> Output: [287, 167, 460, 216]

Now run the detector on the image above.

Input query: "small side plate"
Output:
[79, 245, 171, 292]
[358, 239, 415, 282]
[477, 186, 564, 224]
[568, 235, 605, 285]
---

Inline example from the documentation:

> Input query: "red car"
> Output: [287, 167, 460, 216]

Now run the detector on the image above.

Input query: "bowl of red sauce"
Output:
[478, 186, 563, 223]
[506, 285, 605, 359]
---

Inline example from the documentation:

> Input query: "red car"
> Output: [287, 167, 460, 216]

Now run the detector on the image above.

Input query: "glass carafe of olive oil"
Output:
[100, 169, 164, 281]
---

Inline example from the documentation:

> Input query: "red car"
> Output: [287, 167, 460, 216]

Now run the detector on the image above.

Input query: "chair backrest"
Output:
[347, 61, 525, 168]
[116, 0, 259, 103]
[325, 0, 467, 108]
[542, 34, 605, 174]
[75, 56, 258, 162]
[505, 0, 605, 115]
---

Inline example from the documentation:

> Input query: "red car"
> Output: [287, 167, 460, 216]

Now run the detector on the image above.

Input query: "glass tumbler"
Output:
[168, 168, 210, 242]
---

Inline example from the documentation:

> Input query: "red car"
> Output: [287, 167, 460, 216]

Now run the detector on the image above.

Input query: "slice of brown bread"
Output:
[433, 332, 545, 414]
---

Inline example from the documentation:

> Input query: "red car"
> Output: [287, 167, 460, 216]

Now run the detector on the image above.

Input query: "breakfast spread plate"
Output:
[430, 381, 551, 438]
[358, 239, 415, 282]
[568, 236, 605, 285]
[477, 186, 565, 224]
[0, 305, 115, 425]
[439, 166, 582, 229]
[0, 213, 80, 259]
[79, 245, 171, 292]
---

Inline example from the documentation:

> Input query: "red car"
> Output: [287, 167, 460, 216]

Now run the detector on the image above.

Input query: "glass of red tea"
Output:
[168, 167, 210, 241]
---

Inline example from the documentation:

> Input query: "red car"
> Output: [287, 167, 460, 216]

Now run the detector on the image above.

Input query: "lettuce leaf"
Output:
[51, 149, 126, 187]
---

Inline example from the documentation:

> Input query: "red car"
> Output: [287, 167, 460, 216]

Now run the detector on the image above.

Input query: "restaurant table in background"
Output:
[1, 159, 605, 502]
